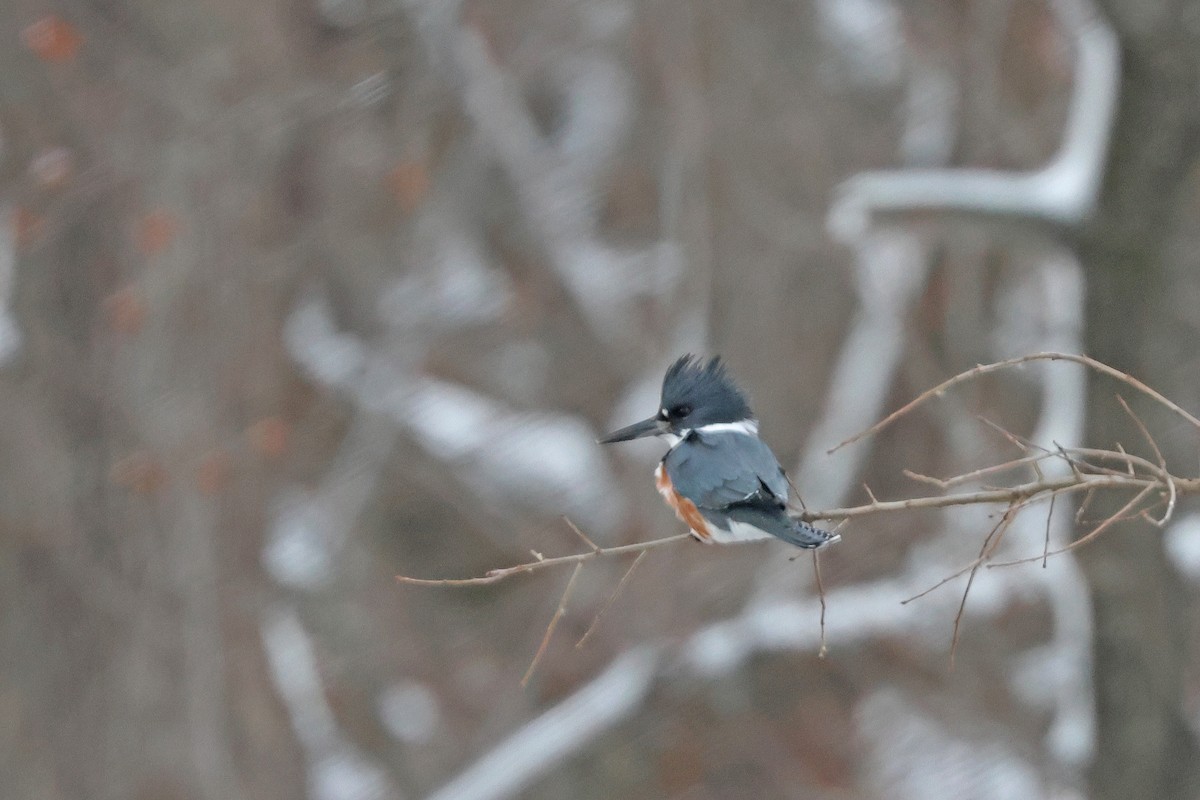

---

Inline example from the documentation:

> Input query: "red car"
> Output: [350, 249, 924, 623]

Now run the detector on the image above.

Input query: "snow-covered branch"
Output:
[828, 0, 1120, 238]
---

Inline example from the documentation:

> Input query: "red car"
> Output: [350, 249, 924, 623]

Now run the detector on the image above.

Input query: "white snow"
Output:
[816, 0, 904, 87]
[827, 0, 1119, 236]
[0, 207, 20, 365]
[378, 230, 513, 330]
[263, 488, 338, 590]
[425, 647, 660, 800]
[1165, 513, 1200, 583]
[857, 688, 1045, 800]
[261, 607, 401, 800]
[284, 292, 625, 536]
[378, 681, 441, 744]
[285, 295, 368, 387]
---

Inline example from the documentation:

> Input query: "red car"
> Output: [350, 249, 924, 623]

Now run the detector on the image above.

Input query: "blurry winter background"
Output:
[3, 0, 1200, 798]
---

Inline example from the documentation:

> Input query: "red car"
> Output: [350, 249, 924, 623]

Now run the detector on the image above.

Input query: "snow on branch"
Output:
[827, 0, 1120, 238]
[425, 647, 661, 800]
[0, 207, 22, 365]
[402, 0, 682, 344]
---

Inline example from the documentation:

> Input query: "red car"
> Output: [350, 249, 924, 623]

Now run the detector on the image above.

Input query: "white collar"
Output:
[662, 418, 759, 448]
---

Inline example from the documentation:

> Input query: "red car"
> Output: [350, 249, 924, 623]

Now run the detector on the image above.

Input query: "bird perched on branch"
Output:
[599, 355, 839, 549]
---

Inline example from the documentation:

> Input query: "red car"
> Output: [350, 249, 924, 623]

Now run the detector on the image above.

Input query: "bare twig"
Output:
[901, 494, 1043, 605]
[1073, 446, 1165, 478]
[1076, 487, 1095, 523]
[1116, 395, 1176, 525]
[397, 532, 691, 586]
[783, 471, 809, 510]
[576, 551, 647, 650]
[1053, 483, 1157, 555]
[1056, 442, 1087, 483]
[831, 352, 1200, 454]
[1043, 492, 1056, 568]
[522, 563, 584, 688]
[989, 483, 1157, 568]
[951, 504, 1018, 669]
[563, 516, 602, 553]
[977, 415, 1043, 454]
[812, 550, 828, 659]
[903, 469, 946, 488]
[1116, 395, 1163, 464]
[800, 472, 1174, 522]
[904, 453, 1058, 490]
[1115, 443, 1134, 475]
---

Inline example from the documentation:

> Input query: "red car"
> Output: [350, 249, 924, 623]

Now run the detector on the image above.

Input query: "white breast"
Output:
[705, 519, 775, 544]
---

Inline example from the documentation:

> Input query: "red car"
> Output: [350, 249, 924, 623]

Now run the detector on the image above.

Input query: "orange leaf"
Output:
[12, 208, 44, 249]
[109, 451, 167, 493]
[103, 286, 146, 334]
[247, 417, 290, 458]
[137, 211, 178, 256]
[22, 16, 83, 63]
[387, 161, 430, 214]
[196, 449, 233, 494]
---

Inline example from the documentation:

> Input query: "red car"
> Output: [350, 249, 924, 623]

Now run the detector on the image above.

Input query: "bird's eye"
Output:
[670, 404, 692, 418]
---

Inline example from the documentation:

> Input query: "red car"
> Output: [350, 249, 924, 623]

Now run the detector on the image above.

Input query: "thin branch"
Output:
[1043, 492, 1056, 568]
[901, 493, 1044, 605]
[1116, 395, 1176, 525]
[522, 563, 584, 688]
[783, 471, 809, 510]
[989, 483, 1157, 567]
[831, 352, 1200, 454]
[951, 504, 1019, 669]
[1056, 441, 1087, 483]
[977, 414, 1044, 454]
[1115, 443, 1134, 475]
[1057, 483, 1158, 555]
[1071, 446, 1155, 475]
[812, 550, 828, 659]
[1076, 487, 1095, 523]
[903, 469, 947, 488]
[1116, 395, 1163, 464]
[905, 453, 1059, 490]
[576, 551, 647, 650]
[397, 533, 691, 587]
[799, 472, 1174, 523]
[563, 516, 601, 553]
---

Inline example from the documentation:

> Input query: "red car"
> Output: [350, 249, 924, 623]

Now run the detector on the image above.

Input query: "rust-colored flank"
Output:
[655, 463, 711, 542]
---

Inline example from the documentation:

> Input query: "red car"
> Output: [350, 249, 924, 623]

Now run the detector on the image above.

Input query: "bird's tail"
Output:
[787, 517, 840, 549]
[723, 507, 840, 549]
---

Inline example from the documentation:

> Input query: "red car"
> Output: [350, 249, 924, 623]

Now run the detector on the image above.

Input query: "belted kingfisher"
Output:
[600, 355, 839, 549]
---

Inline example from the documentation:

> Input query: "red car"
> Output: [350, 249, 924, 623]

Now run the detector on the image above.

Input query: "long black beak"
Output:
[598, 416, 665, 444]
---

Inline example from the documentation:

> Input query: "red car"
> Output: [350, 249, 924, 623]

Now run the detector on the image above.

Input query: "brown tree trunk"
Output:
[1079, 2, 1200, 796]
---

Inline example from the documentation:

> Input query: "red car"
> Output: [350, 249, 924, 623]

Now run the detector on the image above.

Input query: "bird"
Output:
[599, 355, 839, 549]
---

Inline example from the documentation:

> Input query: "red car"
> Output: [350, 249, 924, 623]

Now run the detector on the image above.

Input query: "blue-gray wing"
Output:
[663, 431, 788, 510]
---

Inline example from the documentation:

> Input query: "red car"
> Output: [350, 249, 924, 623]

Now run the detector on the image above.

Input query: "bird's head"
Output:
[599, 355, 754, 444]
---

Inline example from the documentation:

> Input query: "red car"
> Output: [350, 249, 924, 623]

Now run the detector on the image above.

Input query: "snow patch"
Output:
[857, 688, 1045, 800]
[261, 607, 401, 800]
[426, 647, 659, 800]
[816, 0, 904, 87]
[1165, 513, 1200, 582]
[379, 681, 441, 744]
